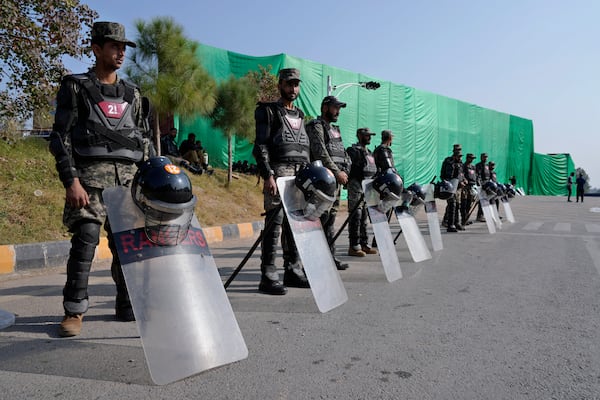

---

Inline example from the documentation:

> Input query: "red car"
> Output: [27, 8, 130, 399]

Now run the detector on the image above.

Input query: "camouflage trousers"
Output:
[347, 179, 369, 248]
[260, 163, 304, 281]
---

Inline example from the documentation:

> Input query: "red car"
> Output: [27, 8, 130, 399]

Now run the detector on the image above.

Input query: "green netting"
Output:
[530, 153, 575, 196]
[178, 43, 536, 193]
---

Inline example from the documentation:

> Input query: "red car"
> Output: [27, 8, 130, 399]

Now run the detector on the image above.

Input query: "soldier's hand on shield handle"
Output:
[66, 178, 89, 209]
[264, 175, 278, 196]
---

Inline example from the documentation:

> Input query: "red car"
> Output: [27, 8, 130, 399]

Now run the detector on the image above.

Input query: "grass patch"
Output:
[0, 138, 265, 245]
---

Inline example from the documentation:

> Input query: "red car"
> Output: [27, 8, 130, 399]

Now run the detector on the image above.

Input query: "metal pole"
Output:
[223, 205, 282, 289]
[329, 192, 364, 246]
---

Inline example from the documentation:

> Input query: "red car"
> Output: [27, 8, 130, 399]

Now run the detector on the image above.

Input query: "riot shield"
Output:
[423, 184, 443, 251]
[490, 200, 503, 229]
[501, 197, 516, 223]
[0, 309, 14, 330]
[103, 187, 248, 385]
[394, 207, 432, 262]
[362, 180, 403, 282]
[475, 186, 496, 234]
[276, 177, 348, 313]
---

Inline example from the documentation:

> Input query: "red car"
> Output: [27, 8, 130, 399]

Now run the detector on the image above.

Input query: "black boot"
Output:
[259, 278, 288, 295]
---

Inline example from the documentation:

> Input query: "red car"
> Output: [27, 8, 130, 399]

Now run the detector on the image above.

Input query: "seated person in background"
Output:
[160, 128, 202, 174]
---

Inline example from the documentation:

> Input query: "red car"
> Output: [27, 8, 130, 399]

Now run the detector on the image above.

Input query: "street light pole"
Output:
[327, 75, 381, 98]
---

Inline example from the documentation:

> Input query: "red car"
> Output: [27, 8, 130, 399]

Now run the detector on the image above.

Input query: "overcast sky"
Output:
[67, 0, 600, 188]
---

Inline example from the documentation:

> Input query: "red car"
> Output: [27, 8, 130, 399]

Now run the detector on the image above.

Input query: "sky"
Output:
[67, 0, 600, 188]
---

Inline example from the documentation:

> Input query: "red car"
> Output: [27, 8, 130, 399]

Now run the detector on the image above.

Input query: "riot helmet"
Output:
[482, 180, 498, 199]
[372, 169, 404, 212]
[294, 161, 337, 221]
[434, 180, 454, 200]
[496, 183, 506, 197]
[131, 156, 197, 246]
[406, 182, 425, 206]
[504, 183, 516, 199]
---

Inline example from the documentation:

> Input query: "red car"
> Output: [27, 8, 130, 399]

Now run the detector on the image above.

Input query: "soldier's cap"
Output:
[357, 127, 376, 136]
[466, 153, 476, 159]
[278, 68, 301, 82]
[321, 95, 346, 108]
[481, 152, 488, 158]
[91, 22, 136, 47]
[489, 161, 496, 166]
[453, 143, 462, 150]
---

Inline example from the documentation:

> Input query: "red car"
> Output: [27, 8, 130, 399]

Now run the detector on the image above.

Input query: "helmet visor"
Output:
[301, 189, 335, 221]
[143, 207, 195, 246]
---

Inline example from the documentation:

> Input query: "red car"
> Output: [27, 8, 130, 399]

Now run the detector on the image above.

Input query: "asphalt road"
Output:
[1, 196, 600, 399]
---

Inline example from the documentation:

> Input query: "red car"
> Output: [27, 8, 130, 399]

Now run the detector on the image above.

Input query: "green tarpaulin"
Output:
[530, 153, 575, 196]
[177, 43, 570, 196]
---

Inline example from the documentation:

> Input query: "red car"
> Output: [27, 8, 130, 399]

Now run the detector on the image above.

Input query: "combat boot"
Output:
[334, 258, 349, 270]
[259, 278, 288, 295]
[361, 245, 378, 255]
[348, 246, 366, 257]
[283, 270, 310, 288]
[58, 313, 83, 337]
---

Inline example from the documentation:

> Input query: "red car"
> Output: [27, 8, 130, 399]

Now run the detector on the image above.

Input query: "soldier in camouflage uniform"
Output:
[346, 128, 379, 257]
[252, 68, 310, 295]
[305, 96, 351, 270]
[49, 22, 154, 337]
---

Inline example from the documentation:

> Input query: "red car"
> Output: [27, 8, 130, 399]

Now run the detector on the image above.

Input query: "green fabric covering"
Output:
[530, 153, 575, 196]
[177, 43, 567, 195]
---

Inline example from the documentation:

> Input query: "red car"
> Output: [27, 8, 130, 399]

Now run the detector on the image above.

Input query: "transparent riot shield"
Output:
[276, 177, 348, 313]
[361, 180, 403, 282]
[475, 186, 496, 234]
[423, 183, 443, 251]
[394, 207, 432, 262]
[501, 197, 516, 223]
[103, 187, 248, 385]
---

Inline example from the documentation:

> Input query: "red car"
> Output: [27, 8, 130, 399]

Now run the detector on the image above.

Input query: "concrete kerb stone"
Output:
[0, 220, 264, 276]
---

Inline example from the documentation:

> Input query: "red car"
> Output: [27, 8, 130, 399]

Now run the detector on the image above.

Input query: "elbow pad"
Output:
[49, 131, 77, 188]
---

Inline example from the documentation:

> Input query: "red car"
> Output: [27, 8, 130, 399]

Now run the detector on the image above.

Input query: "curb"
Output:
[0, 220, 264, 277]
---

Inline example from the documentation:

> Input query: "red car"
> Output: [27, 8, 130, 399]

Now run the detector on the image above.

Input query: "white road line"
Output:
[523, 222, 543, 231]
[554, 223, 571, 232]
[586, 224, 600, 233]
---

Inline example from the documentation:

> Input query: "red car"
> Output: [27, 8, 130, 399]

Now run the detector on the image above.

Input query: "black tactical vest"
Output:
[308, 118, 346, 166]
[70, 74, 144, 162]
[476, 162, 491, 182]
[465, 164, 477, 184]
[266, 103, 310, 164]
[349, 143, 376, 179]
[373, 144, 395, 172]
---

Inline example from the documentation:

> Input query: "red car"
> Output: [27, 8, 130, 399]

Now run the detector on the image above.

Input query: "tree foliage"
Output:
[575, 167, 591, 192]
[0, 1, 97, 121]
[125, 17, 217, 137]
[209, 75, 257, 183]
[245, 65, 279, 103]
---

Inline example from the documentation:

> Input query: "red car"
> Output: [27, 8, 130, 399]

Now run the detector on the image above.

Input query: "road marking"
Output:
[586, 224, 600, 233]
[554, 223, 571, 232]
[523, 222, 543, 230]
[584, 238, 600, 275]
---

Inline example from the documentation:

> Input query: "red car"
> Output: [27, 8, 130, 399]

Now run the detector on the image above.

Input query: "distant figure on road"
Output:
[576, 173, 586, 203]
[567, 172, 574, 202]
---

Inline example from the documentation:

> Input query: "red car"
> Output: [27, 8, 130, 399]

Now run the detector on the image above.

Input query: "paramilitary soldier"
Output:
[305, 95, 352, 271]
[252, 68, 310, 295]
[346, 128, 379, 257]
[461, 153, 477, 226]
[440, 145, 466, 232]
[475, 152, 491, 222]
[373, 130, 397, 174]
[49, 22, 155, 337]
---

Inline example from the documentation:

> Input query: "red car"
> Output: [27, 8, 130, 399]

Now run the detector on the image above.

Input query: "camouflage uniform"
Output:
[50, 66, 153, 317]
